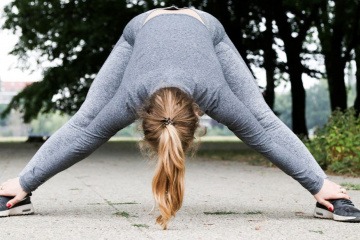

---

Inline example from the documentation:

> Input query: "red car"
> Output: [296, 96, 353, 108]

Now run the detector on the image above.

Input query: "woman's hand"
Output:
[313, 178, 350, 211]
[0, 177, 28, 208]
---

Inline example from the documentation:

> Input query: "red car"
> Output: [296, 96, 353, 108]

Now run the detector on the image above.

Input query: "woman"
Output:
[0, 6, 359, 229]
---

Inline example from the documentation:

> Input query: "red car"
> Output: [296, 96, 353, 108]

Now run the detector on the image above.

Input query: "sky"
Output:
[0, 0, 41, 83]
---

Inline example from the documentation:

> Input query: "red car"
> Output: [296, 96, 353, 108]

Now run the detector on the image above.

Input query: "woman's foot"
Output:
[314, 199, 360, 222]
[0, 193, 34, 217]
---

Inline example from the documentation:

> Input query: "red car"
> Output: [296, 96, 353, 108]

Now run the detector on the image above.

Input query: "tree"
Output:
[262, 4, 277, 109]
[275, 81, 331, 131]
[316, 0, 360, 112]
[355, 48, 360, 115]
[305, 81, 331, 129]
[352, 2, 360, 115]
[2, 0, 340, 138]
[0, 105, 9, 127]
[1, 0, 141, 122]
[2, 0, 267, 121]
[198, 0, 281, 110]
[270, 0, 323, 137]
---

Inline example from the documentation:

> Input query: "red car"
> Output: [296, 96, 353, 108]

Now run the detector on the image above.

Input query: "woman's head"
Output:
[139, 87, 202, 229]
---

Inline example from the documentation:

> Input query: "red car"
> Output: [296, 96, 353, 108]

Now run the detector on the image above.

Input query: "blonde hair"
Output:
[139, 87, 202, 229]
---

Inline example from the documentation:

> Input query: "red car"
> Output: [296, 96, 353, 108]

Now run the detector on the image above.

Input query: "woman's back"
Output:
[121, 8, 227, 114]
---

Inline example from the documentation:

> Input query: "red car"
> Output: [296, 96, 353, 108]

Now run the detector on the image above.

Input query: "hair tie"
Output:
[161, 117, 174, 126]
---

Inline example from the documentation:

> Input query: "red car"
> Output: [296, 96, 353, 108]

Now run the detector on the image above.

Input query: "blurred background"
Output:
[0, 0, 359, 140]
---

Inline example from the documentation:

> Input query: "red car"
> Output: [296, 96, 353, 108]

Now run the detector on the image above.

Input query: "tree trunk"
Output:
[324, 0, 348, 111]
[217, 0, 255, 73]
[325, 53, 347, 111]
[272, 0, 309, 137]
[288, 49, 309, 137]
[354, 47, 360, 115]
[263, 9, 276, 110]
[206, 0, 257, 78]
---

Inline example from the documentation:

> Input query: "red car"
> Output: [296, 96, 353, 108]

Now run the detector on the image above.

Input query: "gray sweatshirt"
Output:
[19, 8, 326, 195]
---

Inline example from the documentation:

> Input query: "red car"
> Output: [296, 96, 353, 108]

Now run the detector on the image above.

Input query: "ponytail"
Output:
[153, 125, 185, 229]
[139, 87, 202, 229]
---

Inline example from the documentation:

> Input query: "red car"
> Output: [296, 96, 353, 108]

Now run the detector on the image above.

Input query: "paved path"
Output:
[0, 142, 359, 240]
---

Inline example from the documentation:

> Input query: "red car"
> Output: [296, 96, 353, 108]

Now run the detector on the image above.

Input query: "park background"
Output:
[0, 0, 360, 174]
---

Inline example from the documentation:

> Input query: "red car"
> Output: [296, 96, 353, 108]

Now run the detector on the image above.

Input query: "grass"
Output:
[196, 149, 270, 167]
[340, 182, 360, 190]
[198, 136, 241, 142]
[109, 136, 241, 142]
[106, 200, 139, 206]
[204, 210, 263, 216]
[204, 211, 238, 215]
[114, 211, 130, 218]
[108, 201, 139, 205]
[244, 211, 263, 215]
[132, 224, 149, 229]
[0, 134, 241, 143]
[109, 137, 141, 142]
[309, 230, 324, 234]
[0, 137, 27, 142]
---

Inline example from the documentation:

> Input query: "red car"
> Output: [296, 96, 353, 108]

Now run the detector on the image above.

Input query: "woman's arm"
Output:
[0, 12, 152, 207]
[207, 83, 326, 194]
[17, 34, 135, 193]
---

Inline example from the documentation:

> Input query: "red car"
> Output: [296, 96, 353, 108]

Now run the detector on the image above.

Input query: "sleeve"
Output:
[208, 33, 327, 195]
[18, 33, 135, 193]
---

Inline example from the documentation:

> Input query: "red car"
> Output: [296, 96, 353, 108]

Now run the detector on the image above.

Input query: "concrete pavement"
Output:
[0, 142, 359, 240]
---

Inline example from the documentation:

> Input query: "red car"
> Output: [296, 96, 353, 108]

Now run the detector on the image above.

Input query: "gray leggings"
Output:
[19, 8, 327, 195]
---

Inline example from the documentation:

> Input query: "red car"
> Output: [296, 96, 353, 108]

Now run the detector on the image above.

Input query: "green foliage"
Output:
[0, 105, 9, 127]
[2, 0, 359, 138]
[115, 122, 142, 137]
[340, 182, 360, 191]
[275, 81, 331, 130]
[316, 0, 360, 112]
[205, 126, 234, 136]
[29, 112, 70, 135]
[304, 108, 360, 176]
[1, 0, 140, 122]
[0, 0, 306, 124]
[0, 0, 207, 123]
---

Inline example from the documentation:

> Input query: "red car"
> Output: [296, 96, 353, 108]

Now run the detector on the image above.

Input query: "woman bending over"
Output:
[0, 6, 359, 229]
